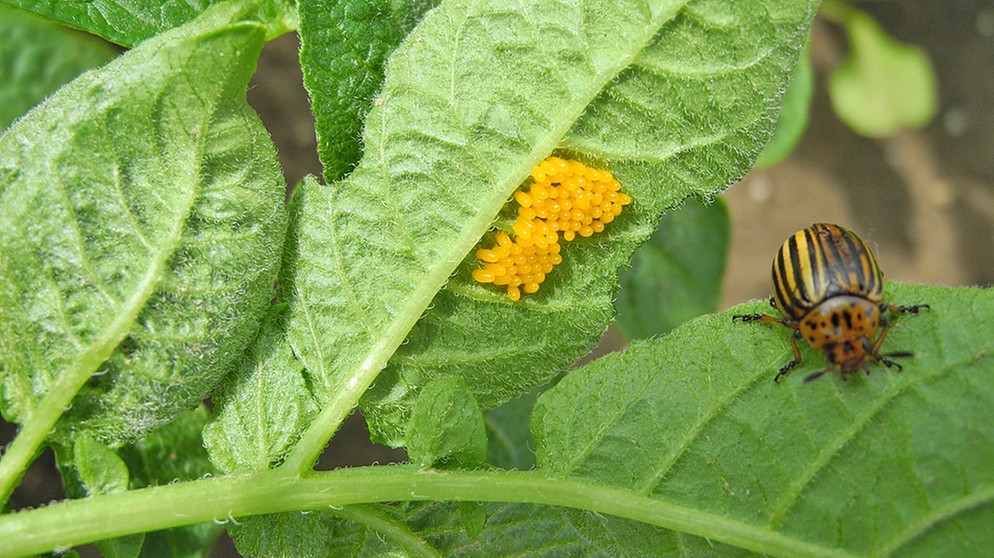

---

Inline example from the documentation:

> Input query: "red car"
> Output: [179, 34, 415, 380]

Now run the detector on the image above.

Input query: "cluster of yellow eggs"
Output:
[472, 157, 631, 301]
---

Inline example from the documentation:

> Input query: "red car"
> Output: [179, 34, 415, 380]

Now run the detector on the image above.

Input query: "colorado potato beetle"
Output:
[733, 223, 929, 383]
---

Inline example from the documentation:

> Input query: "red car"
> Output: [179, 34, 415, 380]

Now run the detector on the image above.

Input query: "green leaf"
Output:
[119, 407, 216, 489]
[0, 0, 286, 501]
[456, 501, 487, 541]
[405, 501, 745, 556]
[825, 3, 937, 138]
[755, 49, 813, 167]
[98, 527, 146, 557]
[3, 280, 990, 556]
[614, 198, 729, 340]
[0, 7, 118, 132]
[237, 500, 746, 557]
[407, 377, 487, 470]
[299, 0, 440, 181]
[57, 439, 145, 558]
[230, 506, 432, 558]
[485, 385, 543, 470]
[286, 0, 816, 452]
[360, 265, 616, 446]
[0, 0, 296, 48]
[73, 434, 130, 495]
[533, 284, 994, 555]
[203, 304, 319, 474]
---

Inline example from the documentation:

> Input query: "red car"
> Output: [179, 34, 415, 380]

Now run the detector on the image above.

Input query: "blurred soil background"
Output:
[3, 1, 993, 555]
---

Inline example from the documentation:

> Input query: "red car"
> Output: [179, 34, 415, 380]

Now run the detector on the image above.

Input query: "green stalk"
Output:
[0, 466, 855, 558]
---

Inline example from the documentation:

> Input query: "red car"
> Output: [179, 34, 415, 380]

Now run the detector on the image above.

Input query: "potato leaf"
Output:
[0, 1, 286, 502]
[0, 0, 295, 47]
[287, 0, 816, 453]
[534, 284, 994, 555]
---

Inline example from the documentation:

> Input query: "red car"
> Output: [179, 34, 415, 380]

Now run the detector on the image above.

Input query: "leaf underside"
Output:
[286, 0, 816, 450]
[0, 0, 296, 48]
[0, 3, 286, 445]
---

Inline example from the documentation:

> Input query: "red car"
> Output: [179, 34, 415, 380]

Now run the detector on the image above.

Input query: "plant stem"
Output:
[0, 466, 855, 558]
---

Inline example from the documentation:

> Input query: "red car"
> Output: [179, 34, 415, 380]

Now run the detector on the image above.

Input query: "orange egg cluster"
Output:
[472, 157, 631, 301]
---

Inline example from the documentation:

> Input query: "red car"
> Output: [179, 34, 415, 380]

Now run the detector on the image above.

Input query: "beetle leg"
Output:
[879, 357, 906, 371]
[774, 363, 797, 383]
[733, 313, 776, 323]
[732, 313, 796, 329]
[868, 303, 925, 373]
[870, 320, 893, 356]
[733, 299, 792, 325]
[871, 321, 919, 358]
[881, 303, 930, 315]
[774, 332, 804, 383]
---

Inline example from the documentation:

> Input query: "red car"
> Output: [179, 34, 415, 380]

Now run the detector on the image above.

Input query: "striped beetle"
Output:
[734, 223, 929, 383]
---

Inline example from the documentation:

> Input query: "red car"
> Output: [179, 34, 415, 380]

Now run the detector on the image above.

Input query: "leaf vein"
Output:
[767, 353, 979, 528]
[638, 370, 767, 495]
